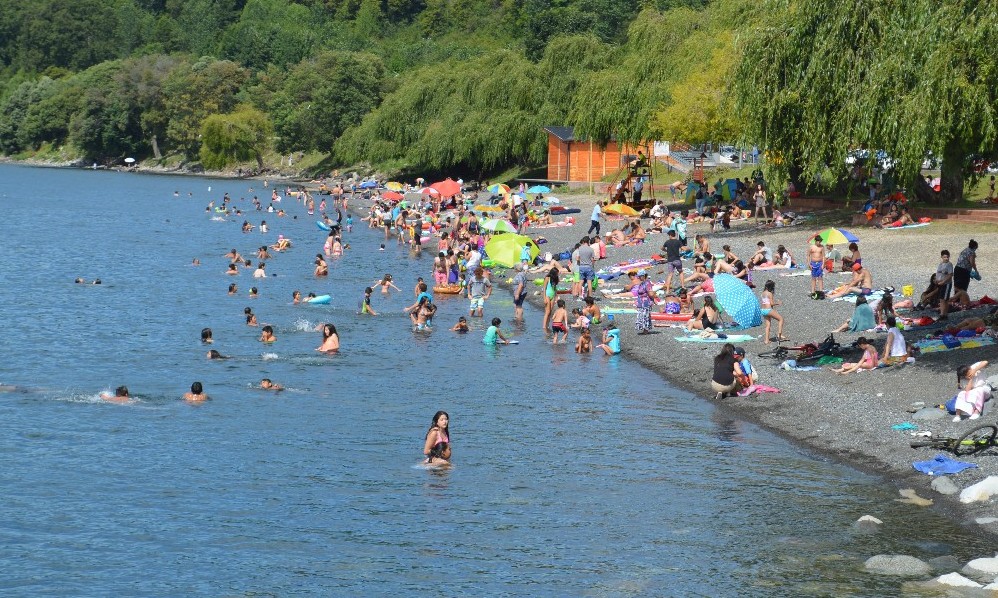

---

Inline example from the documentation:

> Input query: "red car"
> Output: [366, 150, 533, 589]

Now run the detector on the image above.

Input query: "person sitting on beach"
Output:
[711, 343, 741, 399]
[687, 296, 720, 331]
[832, 295, 877, 332]
[953, 361, 992, 421]
[832, 337, 879, 374]
[661, 290, 682, 314]
[733, 347, 758, 390]
[183, 382, 208, 402]
[872, 291, 897, 325]
[605, 227, 628, 247]
[840, 242, 861, 271]
[575, 328, 593, 353]
[826, 263, 873, 298]
[100, 385, 131, 404]
[260, 378, 284, 391]
[625, 222, 646, 244]
[597, 324, 621, 355]
[824, 244, 840, 272]
[570, 308, 590, 330]
[773, 245, 795, 268]
[750, 241, 772, 266]
[880, 316, 909, 366]
[582, 296, 601, 325]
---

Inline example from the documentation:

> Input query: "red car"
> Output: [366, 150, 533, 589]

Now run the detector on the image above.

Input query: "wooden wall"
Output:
[546, 134, 640, 183]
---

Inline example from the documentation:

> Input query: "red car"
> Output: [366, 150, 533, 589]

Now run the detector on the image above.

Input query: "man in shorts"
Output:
[575, 236, 596, 300]
[466, 266, 492, 317]
[807, 235, 825, 294]
[661, 229, 685, 292]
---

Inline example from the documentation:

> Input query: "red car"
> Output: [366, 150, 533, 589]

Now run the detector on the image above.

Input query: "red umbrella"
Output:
[431, 178, 462, 197]
[419, 187, 440, 196]
[383, 190, 404, 201]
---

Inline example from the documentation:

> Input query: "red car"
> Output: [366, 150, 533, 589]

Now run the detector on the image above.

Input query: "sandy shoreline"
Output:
[506, 191, 998, 539]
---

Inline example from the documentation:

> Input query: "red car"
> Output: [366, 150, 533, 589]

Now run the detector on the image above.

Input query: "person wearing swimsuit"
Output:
[423, 411, 451, 465]
[832, 337, 879, 374]
[760, 279, 788, 344]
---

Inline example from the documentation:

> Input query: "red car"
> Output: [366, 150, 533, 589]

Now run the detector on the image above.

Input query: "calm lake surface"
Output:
[0, 163, 989, 595]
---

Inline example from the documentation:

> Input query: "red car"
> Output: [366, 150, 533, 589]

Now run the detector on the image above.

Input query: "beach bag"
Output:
[944, 396, 958, 415]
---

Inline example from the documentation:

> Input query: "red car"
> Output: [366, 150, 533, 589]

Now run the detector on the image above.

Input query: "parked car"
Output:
[717, 145, 740, 164]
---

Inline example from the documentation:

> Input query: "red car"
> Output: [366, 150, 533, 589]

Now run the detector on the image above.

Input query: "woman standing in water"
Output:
[317, 323, 340, 352]
[423, 411, 451, 465]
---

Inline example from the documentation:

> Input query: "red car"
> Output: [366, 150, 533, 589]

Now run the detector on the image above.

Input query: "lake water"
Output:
[0, 163, 989, 595]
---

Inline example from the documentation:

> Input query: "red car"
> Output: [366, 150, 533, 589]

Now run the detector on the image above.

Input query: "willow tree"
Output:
[735, 0, 998, 202]
[200, 105, 272, 170]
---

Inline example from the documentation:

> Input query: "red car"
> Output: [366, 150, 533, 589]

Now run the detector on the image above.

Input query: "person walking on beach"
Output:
[575, 236, 596, 300]
[661, 230, 685, 293]
[632, 269, 655, 335]
[588, 201, 604, 236]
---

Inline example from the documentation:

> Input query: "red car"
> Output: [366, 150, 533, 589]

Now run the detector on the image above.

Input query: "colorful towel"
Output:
[674, 334, 756, 343]
[737, 384, 781, 396]
[912, 454, 978, 476]
[914, 336, 995, 354]
[885, 222, 931, 230]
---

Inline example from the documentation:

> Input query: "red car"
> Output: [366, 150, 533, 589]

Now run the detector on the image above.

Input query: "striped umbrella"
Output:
[479, 218, 516, 233]
[385, 181, 404, 191]
[815, 228, 859, 245]
[487, 183, 510, 195]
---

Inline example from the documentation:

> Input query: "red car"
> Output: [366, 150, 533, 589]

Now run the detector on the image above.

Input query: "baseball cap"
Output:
[733, 347, 746, 356]
[638, 269, 648, 277]
[852, 263, 862, 271]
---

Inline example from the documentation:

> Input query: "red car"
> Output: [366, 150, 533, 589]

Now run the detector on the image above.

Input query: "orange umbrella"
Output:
[431, 178, 462, 197]
[603, 203, 640, 216]
[382, 191, 404, 201]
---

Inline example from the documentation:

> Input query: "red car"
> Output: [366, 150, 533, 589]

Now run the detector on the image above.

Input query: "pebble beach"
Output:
[511, 191, 998, 539]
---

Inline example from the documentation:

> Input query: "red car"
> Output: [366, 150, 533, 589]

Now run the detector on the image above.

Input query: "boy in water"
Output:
[483, 317, 510, 345]
[100, 386, 131, 404]
[551, 299, 569, 343]
[361, 287, 378, 315]
[450, 316, 469, 332]
[260, 378, 283, 391]
[259, 325, 276, 343]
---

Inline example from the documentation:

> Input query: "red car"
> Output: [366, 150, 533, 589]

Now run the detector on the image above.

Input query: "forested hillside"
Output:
[1, 0, 996, 200]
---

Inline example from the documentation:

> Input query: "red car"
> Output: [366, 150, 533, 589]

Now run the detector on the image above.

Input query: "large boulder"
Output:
[931, 476, 960, 495]
[961, 557, 998, 584]
[864, 554, 933, 576]
[927, 555, 962, 574]
[960, 476, 998, 504]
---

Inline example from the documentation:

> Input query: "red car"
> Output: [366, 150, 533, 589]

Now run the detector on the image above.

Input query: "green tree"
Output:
[734, 0, 998, 201]
[67, 63, 145, 159]
[269, 51, 386, 153]
[13, 0, 121, 71]
[200, 104, 272, 169]
[219, 0, 316, 69]
[653, 41, 741, 144]
[163, 57, 249, 159]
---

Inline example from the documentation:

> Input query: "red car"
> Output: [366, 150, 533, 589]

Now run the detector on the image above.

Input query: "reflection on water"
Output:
[0, 164, 991, 596]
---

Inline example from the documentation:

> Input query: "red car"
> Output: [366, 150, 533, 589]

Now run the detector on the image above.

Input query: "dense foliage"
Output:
[0, 0, 995, 198]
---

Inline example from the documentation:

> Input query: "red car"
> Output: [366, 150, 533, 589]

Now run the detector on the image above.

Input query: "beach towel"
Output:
[736, 384, 781, 396]
[885, 222, 931, 230]
[779, 271, 812, 277]
[912, 454, 978, 476]
[674, 334, 756, 343]
[891, 422, 918, 431]
[914, 336, 995, 354]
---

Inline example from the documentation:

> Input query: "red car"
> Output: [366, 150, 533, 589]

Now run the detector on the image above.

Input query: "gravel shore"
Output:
[510, 192, 998, 535]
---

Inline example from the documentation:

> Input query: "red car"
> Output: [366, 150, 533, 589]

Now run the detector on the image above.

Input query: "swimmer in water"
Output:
[249, 287, 259, 298]
[183, 381, 208, 402]
[450, 316, 469, 332]
[259, 325, 276, 343]
[317, 323, 340, 352]
[201, 327, 213, 344]
[260, 378, 283, 391]
[228, 283, 237, 295]
[375, 274, 401, 294]
[292, 290, 302, 304]
[246, 313, 258, 326]
[100, 386, 131, 404]
[192, 258, 200, 266]
[75, 277, 85, 284]
[360, 287, 378, 315]
[423, 410, 451, 465]
[227, 264, 238, 275]
[206, 349, 229, 359]
[314, 254, 328, 277]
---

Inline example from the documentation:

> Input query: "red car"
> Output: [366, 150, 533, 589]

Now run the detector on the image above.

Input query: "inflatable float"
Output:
[316, 221, 331, 231]
[433, 285, 463, 294]
[306, 294, 331, 304]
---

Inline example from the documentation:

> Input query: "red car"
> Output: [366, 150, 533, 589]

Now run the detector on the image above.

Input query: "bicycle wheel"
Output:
[954, 424, 998, 456]
[910, 439, 953, 450]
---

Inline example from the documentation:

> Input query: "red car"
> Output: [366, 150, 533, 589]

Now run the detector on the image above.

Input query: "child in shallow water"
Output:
[575, 328, 593, 353]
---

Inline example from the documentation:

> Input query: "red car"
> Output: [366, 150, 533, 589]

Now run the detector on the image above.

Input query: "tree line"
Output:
[0, 0, 995, 200]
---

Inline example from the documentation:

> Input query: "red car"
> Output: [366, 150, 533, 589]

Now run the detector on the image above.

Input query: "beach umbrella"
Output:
[486, 183, 510, 195]
[527, 185, 550, 194]
[603, 203, 640, 216]
[542, 195, 560, 204]
[712, 273, 762, 328]
[419, 187, 440, 196]
[124, 157, 136, 164]
[431, 178, 462, 197]
[472, 204, 504, 213]
[359, 180, 379, 189]
[479, 218, 516, 233]
[815, 228, 859, 245]
[382, 190, 404, 201]
[385, 181, 403, 191]
[484, 234, 538, 267]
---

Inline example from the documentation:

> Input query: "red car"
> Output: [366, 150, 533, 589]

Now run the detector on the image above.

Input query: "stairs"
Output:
[919, 207, 998, 226]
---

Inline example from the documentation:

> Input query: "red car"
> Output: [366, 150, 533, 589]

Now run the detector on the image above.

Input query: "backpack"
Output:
[811, 290, 826, 300]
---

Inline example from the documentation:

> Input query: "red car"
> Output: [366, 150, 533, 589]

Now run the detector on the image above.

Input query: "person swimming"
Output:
[100, 385, 131, 404]
[183, 381, 208, 402]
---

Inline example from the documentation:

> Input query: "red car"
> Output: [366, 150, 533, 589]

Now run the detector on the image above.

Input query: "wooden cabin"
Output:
[544, 126, 647, 184]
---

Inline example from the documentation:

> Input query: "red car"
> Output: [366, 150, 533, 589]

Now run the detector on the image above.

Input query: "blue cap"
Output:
[637, 269, 648, 277]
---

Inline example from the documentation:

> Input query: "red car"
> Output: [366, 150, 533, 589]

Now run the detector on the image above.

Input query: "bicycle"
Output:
[758, 333, 842, 362]
[909, 424, 998, 456]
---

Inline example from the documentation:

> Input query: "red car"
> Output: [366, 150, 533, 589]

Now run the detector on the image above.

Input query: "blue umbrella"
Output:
[527, 185, 550, 194]
[712, 274, 761, 329]
[359, 180, 378, 189]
